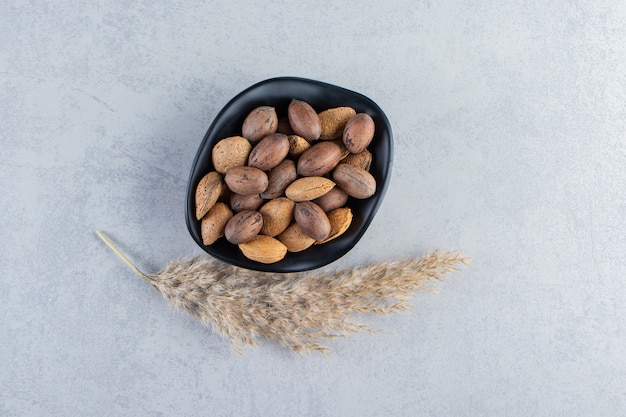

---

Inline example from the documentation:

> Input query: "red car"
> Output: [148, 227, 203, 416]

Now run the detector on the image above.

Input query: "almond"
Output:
[201, 202, 233, 245]
[238, 235, 288, 264]
[343, 113, 375, 153]
[332, 163, 376, 199]
[285, 177, 335, 202]
[195, 171, 223, 220]
[248, 133, 290, 171]
[230, 193, 264, 212]
[313, 187, 349, 212]
[260, 159, 297, 199]
[288, 99, 321, 141]
[294, 201, 331, 241]
[242, 106, 278, 142]
[287, 135, 311, 158]
[318, 106, 356, 140]
[277, 222, 316, 252]
[211, 136, 252, 174]
[259, 197, 295, 237]
[315, 207, 353, 244]
[296, 141, 343, 177]
[224, 210, 263, 244]
[341, 149, 372, 171]
[224, 166, 269, 195]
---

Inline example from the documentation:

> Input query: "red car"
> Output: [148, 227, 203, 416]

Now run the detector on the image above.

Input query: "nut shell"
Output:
[287, 135, 311, 158]
[238, 235, 288, 264]
[285, 177, 336, 202]
[297, 141, 343, 177]
[315, 207, 353, 244]
[341, 149, 372, 171]
[195, 171, 223, 220]
[260, 159, 297, 199]
[224, 166, 269, 196]
[343, 113, 375, 154]
[294, 201, 331, 241]
[332, 164, 376, 199]
[277, 222, 316, 252]
[288, 99, 321, 141]
[230, 193, 264, 212]
[211, 136, 252, 174]
[248, 133, 290, 171]
[259, 197, 295, 237]
[318, 106, 356, 140]
[242, 106, 278, 142]
[313, 186, 349, 212]
[201, 202, 233, 245]
[224, 210, 263, 244]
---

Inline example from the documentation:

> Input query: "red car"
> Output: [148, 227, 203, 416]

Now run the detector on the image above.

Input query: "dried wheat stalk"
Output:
[97, 231, 468, 353]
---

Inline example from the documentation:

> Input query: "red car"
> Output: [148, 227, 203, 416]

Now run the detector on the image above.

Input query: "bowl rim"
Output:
[185, 76, 393, 272]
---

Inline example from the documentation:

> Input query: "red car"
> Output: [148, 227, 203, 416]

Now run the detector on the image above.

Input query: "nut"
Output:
[247, 133, 290, 171]
[260, 159, 297, 199]
[230, 193, 264, 212]
[277, 222, 316, 252]
[211, 136, 252, 174]
[313, 186, 349, 212]
[201, 202, 233, 245]
[259, 197, 295, 237]
[332, 164, 376, 199]
[287, 135, 311, 158]
[242, 106, 278, 142]
[343, 113, 375, 153]
[285, 177, 335, 202]
[318, 106, 356, 140]
[224, 210, 263, 244]
[288, 99, 321, 141]
[315, 207, 353, 244]
[224, 166, 269, 196]
[294, 201, 331, 241]
[195, 171, 223, 220]
[238, 235, 288, 264]
[296, 141, 343, 177]
[341, 149, 372, 171]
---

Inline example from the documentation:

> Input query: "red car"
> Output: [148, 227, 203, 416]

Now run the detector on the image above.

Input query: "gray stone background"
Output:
[2, 1, 625, 416]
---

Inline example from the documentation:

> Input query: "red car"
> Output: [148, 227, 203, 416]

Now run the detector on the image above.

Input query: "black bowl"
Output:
[186, 77, 393, 272]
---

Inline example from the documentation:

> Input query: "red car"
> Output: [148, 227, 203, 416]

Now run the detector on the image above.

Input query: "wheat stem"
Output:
[96, 231, 154, 282]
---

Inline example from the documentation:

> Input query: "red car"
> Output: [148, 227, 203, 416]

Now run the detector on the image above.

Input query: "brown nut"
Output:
[313, 186, 349, 212]
[296, 141, 343, 177]
[285, 177, 335, 202]
[276, 116, 294, 135]
[195, 171, 223, 220]
[277, 222, 316, 252]
[242, 106, 278, 142]
[260, 159, 297, 199]
[318, 106, 356, 140]
[248, 133, 290, 171]
[288, 99, 321, 141]
[343, 113, 375, 153]
[315, 207, 353, 244]
[201, 202, 233, 245]
[341, 149, 372, 171]
[294, 201, 331, 241]
[238, 235, 287, 264]
[230, 193, 264, 212]
[287, 135, 311, 158]
[211, 136, 252, 174]
[332, 163, 376, 199]
[224, 210, 263, 244]
[259, 197, 296, 237]
[224, 166, 269, 196]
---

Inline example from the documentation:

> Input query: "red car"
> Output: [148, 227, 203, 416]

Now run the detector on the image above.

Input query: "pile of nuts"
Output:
[195, 99, 377, 264]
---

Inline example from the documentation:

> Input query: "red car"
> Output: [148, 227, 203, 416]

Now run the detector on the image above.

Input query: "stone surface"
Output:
[1, 1, 625, 416]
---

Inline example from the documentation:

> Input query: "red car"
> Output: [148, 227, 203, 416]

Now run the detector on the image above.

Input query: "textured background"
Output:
[2, 1, 625, 416]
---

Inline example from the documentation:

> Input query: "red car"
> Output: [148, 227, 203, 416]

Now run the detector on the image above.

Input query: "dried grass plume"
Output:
[97, 231, 468, 353]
